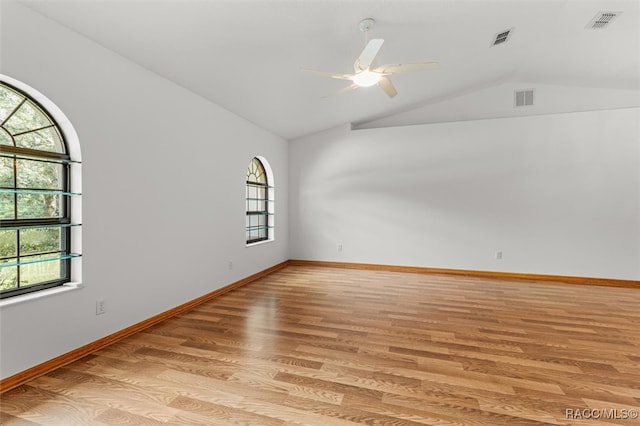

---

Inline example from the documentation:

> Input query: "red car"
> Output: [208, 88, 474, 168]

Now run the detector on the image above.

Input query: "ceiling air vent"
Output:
[586, 12, 621, 29]
[514, 89, 534, 107]
[491, 28, 513, 46]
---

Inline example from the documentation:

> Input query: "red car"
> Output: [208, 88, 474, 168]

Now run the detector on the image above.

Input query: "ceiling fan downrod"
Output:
[358, 18, 375, 44]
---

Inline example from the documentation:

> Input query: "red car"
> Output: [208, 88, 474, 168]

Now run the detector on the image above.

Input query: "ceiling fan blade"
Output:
[378, 77, 397, 98]
[354, 38, 384, 72]
[300, 68, 353, 80]
[374, 61, 440, 74]
[322, 83, 360, 98]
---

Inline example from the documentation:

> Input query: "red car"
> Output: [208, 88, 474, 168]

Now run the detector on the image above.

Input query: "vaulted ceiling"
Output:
[18, 0, 640, 140]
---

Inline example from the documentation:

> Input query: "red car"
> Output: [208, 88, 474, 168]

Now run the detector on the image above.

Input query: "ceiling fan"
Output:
[302, 18, 439, 98]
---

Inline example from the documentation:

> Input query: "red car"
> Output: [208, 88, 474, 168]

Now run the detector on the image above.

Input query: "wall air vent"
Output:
[514, 89, 534, 107]
[586, 12, 621, 29]
[492, 28, 514, 46]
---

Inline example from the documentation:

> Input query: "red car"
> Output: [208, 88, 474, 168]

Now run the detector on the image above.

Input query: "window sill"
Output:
[246, 238, 275, 247]
[0, 282, 84, 308]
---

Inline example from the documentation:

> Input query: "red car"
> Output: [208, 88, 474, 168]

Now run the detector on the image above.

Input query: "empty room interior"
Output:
[1, 0, 639, 424]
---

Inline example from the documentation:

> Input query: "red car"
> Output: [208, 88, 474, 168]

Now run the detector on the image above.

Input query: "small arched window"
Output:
[246, 157, 273, 244]
[0, 79, 81, 299]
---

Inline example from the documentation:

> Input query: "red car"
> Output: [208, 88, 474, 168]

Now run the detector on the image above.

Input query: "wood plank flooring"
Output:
[1, 265, 639, 425]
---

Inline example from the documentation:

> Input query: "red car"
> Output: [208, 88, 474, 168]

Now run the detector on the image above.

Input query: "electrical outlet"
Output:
[96, 300, 106, 315]
[496, 250, 503, 260]
[228, 260, 233, 270]
[337, 243, 343, 252]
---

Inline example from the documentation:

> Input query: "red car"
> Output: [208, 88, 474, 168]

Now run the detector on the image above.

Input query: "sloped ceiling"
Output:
[14, 0, 640, 140]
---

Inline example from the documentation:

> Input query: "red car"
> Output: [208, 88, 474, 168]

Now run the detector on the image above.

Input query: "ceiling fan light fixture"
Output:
[353, 70, 381, 87]
[301, 18, 439, 98]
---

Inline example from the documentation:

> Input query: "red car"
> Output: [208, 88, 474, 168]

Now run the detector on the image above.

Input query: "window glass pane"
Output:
[3, 100, 52, 135]
[0, 81, 75, 298]
[0, 128, 12, 146]
[16, 159, 63, 190]
[250, 173, 266, 184]
[247, 158, 266, 184]
[0, 85, 23, 122]
[0, 230, 17, 258]
[19, 257, 62, 287]
[0, 157, 13, 186]
[0, 194, 15, 220]
[247, 187, 265, 212]
[20, 228, 61, 256]
[246, 157, 270, 243]
[14, 127, 64, 153]
[17, 193, 61, 219]
[246, 213, 267, 241]
[248, 185, 258, 200]
[0, 262, 17, 291]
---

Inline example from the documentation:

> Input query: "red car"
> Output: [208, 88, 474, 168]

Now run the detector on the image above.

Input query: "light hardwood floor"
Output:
[1, 265, 639, 425]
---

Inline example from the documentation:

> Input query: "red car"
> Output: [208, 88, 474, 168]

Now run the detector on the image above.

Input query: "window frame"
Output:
[0, 80, 78, 299]
[245, 157, 272, 244]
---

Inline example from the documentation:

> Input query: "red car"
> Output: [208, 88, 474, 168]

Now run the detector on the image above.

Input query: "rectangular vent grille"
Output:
[586, 12, 621, 29]
[514, 89, 534, 107]
[492, 28, 513, 46]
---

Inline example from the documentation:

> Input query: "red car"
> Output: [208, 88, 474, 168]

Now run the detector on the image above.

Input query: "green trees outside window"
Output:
[0, 80, 79, 298]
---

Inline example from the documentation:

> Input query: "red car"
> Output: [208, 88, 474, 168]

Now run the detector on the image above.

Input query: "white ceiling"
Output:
[19, 0, 640, 140]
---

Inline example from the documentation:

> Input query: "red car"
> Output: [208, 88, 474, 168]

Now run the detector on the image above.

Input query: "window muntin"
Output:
[0, 81, 80, 299]
[246, 157, 272, 244]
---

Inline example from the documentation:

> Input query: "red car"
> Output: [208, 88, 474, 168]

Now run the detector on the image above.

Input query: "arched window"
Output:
[0, 79, 81, 299]
[246, 157, 273, 244]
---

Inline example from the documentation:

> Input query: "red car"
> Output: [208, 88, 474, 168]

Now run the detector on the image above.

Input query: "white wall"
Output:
[354, 82, 640, 130]
[1, 1, 639, 383]
[0, 2, 288, 379]
[289, 108, 640, 280]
